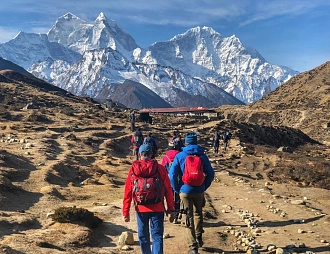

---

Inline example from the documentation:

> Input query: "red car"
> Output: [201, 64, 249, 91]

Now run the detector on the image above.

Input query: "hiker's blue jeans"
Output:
[136, 211, 164, 254]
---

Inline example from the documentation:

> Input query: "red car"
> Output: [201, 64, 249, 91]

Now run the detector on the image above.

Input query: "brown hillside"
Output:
[0, 70, 329, 253]
[217, 61, 330, 145]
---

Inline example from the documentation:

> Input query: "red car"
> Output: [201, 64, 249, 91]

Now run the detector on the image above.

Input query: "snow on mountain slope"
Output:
[47, 12, 138, 59]
[133, 26, 298, 103]
[0, 32, 80, 70]
[0, 13, 298, 107]
[33, 46, 241, 108]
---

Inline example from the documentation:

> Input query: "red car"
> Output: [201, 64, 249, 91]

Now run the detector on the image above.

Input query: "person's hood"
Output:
[182, 144, 205, 156]
[131, 159, 158, 177]
[165, 150, 180, 161]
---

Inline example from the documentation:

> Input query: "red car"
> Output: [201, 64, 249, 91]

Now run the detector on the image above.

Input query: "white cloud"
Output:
[239, 1, 330, 26]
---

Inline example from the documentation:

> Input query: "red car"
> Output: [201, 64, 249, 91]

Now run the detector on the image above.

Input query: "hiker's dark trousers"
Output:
[180, 192, 204, 250]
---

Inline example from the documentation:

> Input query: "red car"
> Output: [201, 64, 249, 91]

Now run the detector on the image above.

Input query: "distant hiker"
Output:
[161, 140, 181, 224]
[169, 132, 215, 254]
[129, 110, 135, 132]
[172, 130, 178, 140]
[122, 144, 174, 254]
[213, 130, 220, 154]
[175, 134, 185, 151]
[222, 130, 232, 151]
[171, 131, 185, 151]
[143, 132, 158, 158]
[131, 128, 143, 160]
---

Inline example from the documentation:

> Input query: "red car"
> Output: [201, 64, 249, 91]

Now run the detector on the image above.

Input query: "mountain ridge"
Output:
[0, 12, 298, 107]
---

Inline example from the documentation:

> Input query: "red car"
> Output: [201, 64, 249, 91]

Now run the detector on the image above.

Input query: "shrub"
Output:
[61, 107, 75, 116]
[52, 206, 102, 228]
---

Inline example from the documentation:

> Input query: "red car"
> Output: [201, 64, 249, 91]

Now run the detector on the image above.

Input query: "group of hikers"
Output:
[212, 130, 232, 153]
[122, 126, 232, 254]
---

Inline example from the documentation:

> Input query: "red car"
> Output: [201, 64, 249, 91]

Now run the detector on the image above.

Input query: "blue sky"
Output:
[0, 0, 329, 72]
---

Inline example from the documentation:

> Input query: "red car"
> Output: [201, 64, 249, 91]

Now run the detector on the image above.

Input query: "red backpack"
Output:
[131, 161, 164, 205]
[182, 155, 205, 187]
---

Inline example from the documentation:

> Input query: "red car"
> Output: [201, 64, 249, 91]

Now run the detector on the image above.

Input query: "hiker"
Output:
[129, 110, 135, 132]
[143, 132, 158, 158]
[122, 144, 175, 254]
[161, 140, 181, 224]
[213, 130, 220, 154]
[223, 130, 232, 151]
[171, 131, 184, 151]
[131, 128, 143, 160]
[169, 132, 214, 254]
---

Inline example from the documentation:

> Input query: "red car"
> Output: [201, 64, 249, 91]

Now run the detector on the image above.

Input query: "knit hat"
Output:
[185, 132, 198, 145]
[139, 144, 152, 155]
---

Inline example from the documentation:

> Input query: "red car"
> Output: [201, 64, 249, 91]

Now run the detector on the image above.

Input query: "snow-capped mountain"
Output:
[47, 12, 138, 59]
[0, 13, 298, 107]
[0, 32, 80, 70]
[133, 26, 298, 103]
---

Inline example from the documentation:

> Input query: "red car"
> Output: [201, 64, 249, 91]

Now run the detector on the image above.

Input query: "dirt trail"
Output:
[89, 132, 330, 254]
[1, 113, 330, 254]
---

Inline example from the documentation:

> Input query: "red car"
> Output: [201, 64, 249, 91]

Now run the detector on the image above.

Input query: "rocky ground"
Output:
[0, 69, 330, 253]
[0, 104, 329, 254]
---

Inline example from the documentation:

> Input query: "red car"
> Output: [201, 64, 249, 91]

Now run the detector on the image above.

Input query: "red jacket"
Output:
[122, 159, 174, 217]
[161, 149, 180, 167]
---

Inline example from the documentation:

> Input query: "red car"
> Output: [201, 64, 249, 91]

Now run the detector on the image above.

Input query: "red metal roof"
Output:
[138, 107, 215, 113]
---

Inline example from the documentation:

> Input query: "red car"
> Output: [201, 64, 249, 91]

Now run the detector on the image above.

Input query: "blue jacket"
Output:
[169, 144, 214, 194]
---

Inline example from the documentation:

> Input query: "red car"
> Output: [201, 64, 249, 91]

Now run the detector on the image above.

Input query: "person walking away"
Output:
[169, 132, 214, 254]
[161, 140, 181, 224]
[171, 131, 185, 151]
[129, 110, 136, 132]
[122, 144, 174, 254]
[213, 131, 220, 154]
[143, 132, 158, 158]
[223, 131, 232, 151]
[175, 134, 185, 151]
[131, 128, 143, 160]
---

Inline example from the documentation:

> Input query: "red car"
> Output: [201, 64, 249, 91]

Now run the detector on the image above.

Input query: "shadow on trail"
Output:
[0, 214, 42, 237]
[260, 245, 330, 254]
[203, 220, 227, 228]
[0, 189, 43, 212]
[93, 221, 137, 248]
[301, 246, 330, 253]
[201, 246, 224, 253]
[260, 215, 325, 228]
[225, 170, 258, 180]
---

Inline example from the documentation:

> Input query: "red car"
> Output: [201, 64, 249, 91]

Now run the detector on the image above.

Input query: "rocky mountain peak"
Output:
[172, 26, 223, 43]
[94, 12, 117, 28]
[47, 12, 86, 46]
[59, 12, 80, 21]
[0, 12, 299, 107]
[95, 12, 107, 22]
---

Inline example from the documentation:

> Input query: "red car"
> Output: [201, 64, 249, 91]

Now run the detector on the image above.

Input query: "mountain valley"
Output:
[0, 62, 329, 253]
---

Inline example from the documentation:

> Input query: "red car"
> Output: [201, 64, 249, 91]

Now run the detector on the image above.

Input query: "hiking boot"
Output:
[187, 248, 198, 254]
[197, 236, 203, 247]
